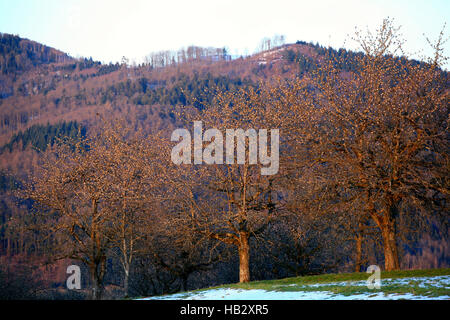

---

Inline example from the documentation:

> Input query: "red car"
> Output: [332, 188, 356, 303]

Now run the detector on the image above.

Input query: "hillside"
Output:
[142, 269, 450, 300]
[0, 35, 425, 177]
[0, 33, 72, 75]
[0, 37, 319, 176]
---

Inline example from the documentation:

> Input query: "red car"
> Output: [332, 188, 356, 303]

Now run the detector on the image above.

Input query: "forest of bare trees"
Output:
[143, 46, 230, 69]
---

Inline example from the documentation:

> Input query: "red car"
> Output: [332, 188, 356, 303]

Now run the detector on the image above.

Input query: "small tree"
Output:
[25, 133, 114, 299]
[98, 122, 158, 297]
[24, 121, 160, 298]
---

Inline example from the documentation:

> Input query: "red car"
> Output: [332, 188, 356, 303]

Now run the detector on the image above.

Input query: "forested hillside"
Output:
[0, 33, 72, 74]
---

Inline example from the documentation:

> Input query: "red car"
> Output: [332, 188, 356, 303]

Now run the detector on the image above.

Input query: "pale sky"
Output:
[0, 0, 449, 66]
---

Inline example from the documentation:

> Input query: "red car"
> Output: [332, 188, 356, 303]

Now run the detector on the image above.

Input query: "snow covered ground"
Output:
[139, 275, 450, 300]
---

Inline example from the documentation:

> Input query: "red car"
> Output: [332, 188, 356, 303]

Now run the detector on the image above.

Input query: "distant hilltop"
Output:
[0, 33, 72, 74]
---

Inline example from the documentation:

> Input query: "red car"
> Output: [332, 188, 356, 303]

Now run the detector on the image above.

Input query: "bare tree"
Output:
[23, 121, 161, 298]
[150, 83, 301, 283]
[99, 122, 159, 297]
[296, 19, 449, 270]
[24, 132, 115, 299]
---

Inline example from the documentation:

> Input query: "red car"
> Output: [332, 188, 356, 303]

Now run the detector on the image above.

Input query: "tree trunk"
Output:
[371, 200, 400, 271]
[180, 275, 188, 292]
[123, 267, 129, 297]
[381, 222, 400, 271]
[89, 258, 106, 300]
[89, 264, 100, 300]
[238, 232, 250, 283]
[354, 233, 363, 272]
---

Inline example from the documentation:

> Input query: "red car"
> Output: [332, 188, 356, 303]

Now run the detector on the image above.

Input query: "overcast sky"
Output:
[0, 0, 449, 66]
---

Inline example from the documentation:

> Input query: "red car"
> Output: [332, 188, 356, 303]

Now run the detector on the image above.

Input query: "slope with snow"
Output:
[139, 275, 450, 300]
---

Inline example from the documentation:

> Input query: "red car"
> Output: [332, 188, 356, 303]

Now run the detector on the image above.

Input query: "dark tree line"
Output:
[286, 40, 427, 76]
[0, 33, 71, 74]
[0, 121, 86, 153]
[101, 73, 254, 108]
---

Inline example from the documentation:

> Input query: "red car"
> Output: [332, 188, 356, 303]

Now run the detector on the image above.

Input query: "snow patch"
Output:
[138, 275, 450, 300]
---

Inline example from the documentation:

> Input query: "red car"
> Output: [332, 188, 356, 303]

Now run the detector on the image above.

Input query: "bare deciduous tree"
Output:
[296, 19, 449, 270]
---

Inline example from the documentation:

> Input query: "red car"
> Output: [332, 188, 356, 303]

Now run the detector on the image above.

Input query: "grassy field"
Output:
[202, 268, 450, 298]
[138, 268, 450, 300]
